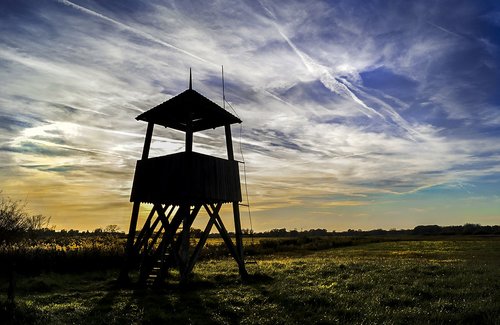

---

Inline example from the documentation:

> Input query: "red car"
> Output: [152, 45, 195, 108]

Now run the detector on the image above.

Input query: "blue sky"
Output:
[0, 0, 499, 231]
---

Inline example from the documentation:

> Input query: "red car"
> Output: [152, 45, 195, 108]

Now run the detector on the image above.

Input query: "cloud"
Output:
[0, 0, 498, 230]
[57, 0, 215, 66]
[323, 200, 371, 207]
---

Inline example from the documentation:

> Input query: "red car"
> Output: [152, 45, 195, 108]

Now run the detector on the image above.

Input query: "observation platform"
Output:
[130, 151, 242, 205]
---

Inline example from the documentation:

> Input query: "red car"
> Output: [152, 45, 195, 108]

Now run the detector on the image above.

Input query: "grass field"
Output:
[1, 238, 499, 324]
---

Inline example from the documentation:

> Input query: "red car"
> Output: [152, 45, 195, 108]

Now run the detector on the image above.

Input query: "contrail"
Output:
[340, 78, 420, 140]
[256, 0, 425, 140]
[57, 0, 216, 66]
[427, 21, 462, 38]
[264, 89, 299, 108]
[256, 0, 384, 119]
[320, 72, 385, 119]
[279, 23, 384, 119]
[331, 151, 373, 160]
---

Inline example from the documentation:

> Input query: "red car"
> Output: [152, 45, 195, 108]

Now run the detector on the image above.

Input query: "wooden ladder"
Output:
[146, 252, 171, 287]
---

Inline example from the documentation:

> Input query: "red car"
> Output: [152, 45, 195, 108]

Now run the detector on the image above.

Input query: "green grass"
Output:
[1, 239, 499, 324]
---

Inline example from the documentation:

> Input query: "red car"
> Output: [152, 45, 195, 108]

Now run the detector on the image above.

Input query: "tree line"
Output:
[0, 192, 122, 244]
[2, 191, 498, 245]
[244, 224, 500, 237]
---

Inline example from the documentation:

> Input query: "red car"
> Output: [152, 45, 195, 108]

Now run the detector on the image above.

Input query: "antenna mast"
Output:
[222, 65, 226, 109]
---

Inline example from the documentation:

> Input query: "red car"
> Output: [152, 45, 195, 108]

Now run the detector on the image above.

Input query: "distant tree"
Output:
[463, 223, 481, 235]
[104, 225, 120, 233]
[412, 225, 442, 235]
[242, 228, 254, 235]
[94, 228, 103, 234]
[269, 228, 287, 237]
[190, 228, 202, 238]
[308, 228, 328, 236]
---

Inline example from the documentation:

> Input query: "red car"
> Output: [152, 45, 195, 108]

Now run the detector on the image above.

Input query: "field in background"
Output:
[0, 234, 401, 274]
[1, 238, 499, 324]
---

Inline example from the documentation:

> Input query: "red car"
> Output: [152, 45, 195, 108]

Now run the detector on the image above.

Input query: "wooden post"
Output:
[186, 110, 194, 153]
[142, 122, 154, 160]
[186, 203, 222, 275]
[119, 201, 140, 283]
[209, 205, 247, 276]
[232, 202, 245, 269]
[180, 205, 191, 267]
[120, 122, 154, 283]
[185, 130, 193, 153]
[225, 124, 247, 277]
[225, 125, 234, 160]
[130, 121, 154, 251]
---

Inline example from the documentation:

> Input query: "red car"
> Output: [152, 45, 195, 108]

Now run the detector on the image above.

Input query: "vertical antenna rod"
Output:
[222, 65, 225, 109]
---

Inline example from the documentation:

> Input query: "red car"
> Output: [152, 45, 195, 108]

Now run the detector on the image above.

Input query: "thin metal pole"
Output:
[222, 65, 225, 108]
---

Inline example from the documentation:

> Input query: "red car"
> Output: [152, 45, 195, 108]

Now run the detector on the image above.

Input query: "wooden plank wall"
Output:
[130, 152, 242, 204]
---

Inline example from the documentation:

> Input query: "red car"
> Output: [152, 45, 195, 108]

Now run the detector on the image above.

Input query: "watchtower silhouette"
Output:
[122, 70, 247, 285]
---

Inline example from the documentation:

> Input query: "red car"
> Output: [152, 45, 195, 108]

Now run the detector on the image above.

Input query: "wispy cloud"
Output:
[58, 0, 215, 66]
[0, 0, 498, 231]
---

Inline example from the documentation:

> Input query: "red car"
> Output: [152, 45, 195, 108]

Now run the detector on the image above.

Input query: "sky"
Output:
[1, 0, 499, 232]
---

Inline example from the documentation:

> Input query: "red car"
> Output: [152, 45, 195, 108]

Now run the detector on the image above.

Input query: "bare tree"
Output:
[0, 191, 50, 244]
[26, 214, 51, 231]
[0, 193, 29, 243]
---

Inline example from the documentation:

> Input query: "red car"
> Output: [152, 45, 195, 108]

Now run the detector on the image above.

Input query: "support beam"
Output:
[142, 122, 154, 160]
[206, 204, 248, 277]
[225, 124, 234, 160]
[186, 203, 222, 275]
[232, 201, 245, 264]
[142, 205, 174, 255]
[133, 206, 157, 253]
[125, 202, 140, 259]
[120, 122, 156, 283]
[186, 112, 194, 153]
[185, 130, 193, 153]
[225, 124, 246, 276]
[178, 205, 202, 282]
[119, 201, 141, 282]
[180, 205, 191, 267]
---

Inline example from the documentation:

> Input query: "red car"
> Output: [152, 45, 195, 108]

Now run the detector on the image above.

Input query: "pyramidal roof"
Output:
[136, 87, 241, 133]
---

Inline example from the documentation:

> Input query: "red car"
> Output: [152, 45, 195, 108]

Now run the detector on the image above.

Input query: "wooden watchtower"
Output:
[121, 72, 247, 285]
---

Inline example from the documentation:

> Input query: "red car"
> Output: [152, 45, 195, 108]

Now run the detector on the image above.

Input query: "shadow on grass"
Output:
[0, 300, 47, 325]
[242, 272, 274, 285]
[80, 272, 273, 324]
